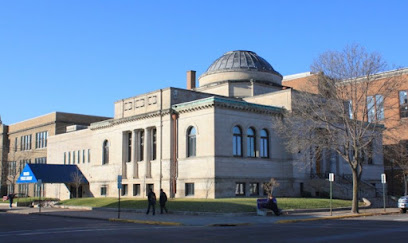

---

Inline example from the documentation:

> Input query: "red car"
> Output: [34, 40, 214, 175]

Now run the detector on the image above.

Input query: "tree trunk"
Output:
[351, 169, 359, 213]
[404, 173, 407, 196]
[76, 187, 79, 198]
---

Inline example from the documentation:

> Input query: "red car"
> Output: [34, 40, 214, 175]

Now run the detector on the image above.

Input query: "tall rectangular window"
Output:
[260, 129, 269, 158]
[14, 137, 18, 152]
[121, 184, 128, 196]
[83, 150, 85, 164]
[128, 132, 132, 162]
[20, 135, 32, 151]
[185, 183, 195, 196]
[249, 183, 259, 196]
[64, 152, 67, 165]
[35, 131, 48, 149]
[137, 130, 144, 161]
[151, 128, 157, 160]
[187, 127, 196, 157]
[146, 184, 154, 196]
[348, 100, 353, 119]
[247, 128, 256, 157]
[8, 161, 16, 176]
[133, 184, 140, 196]
[233, 126, 242, 157]
[399, 90, 408, 118]
[68, 152, 71, 164]
[367, 95, 384, 122]
[73, 151, 76, 164]
[235, 182, 245, 196]
[100, 186, 107, 196]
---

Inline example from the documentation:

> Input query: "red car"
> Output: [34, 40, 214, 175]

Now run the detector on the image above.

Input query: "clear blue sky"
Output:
[1, 0, 407, 125]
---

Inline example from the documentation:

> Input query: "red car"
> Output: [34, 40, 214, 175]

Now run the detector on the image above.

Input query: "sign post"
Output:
[117, 175, 122, 219]
[381, 173, 386, 212]
[37, 179, 42, 213]
[329, 173, 335, 216]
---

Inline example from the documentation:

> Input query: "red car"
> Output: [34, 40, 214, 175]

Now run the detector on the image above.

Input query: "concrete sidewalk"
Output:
[0, 204, 400, 226]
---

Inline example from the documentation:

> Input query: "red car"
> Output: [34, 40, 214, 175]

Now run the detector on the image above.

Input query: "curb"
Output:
[208, 223, 252, 227]
[109, 218, 183, 226]
[275, 211, 399, 224]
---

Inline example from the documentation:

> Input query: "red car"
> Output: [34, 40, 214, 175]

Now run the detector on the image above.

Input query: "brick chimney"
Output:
[186, 70, 196, 90]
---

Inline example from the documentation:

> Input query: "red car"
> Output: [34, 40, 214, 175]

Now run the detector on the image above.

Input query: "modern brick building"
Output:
[283, 68, 408, 196]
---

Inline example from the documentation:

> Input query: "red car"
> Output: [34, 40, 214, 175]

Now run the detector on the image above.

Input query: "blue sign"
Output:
[117, 175, 122, 189]
[16, 164, 38, 183]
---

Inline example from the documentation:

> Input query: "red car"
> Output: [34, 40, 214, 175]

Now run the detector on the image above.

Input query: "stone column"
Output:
[132, 130, 138, 178]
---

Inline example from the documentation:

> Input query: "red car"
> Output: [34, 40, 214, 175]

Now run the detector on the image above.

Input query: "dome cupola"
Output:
[198, 50, 282, 87]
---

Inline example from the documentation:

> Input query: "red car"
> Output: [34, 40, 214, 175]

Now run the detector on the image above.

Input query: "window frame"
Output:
[100, 186, 107, 196]
[102, 140, 109, 165]
[187, 126, 196, 157]
[399, 90, 408, 118]
[260, 129, 269, 158]
[185, 183, 195, 196]
[249, 182, 259, 196]
[233, 126, 243, 157]
[246, 127, 256, 157]
[235, 182, 246, 196]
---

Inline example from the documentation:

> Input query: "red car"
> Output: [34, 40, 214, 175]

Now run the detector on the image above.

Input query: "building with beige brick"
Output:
[0, 112, 110, 197]
[43, 50, 385, 200]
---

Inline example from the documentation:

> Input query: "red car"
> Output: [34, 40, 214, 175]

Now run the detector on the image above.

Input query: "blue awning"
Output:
[17, 164, 88, 184]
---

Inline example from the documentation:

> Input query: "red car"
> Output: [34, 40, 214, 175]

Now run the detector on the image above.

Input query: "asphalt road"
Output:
[1, 212, 407, 242]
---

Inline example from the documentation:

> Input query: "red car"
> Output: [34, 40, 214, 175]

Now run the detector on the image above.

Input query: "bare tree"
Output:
[263, 178, 280, 197]
[6, 150, 31, 195]
[71, 168, 84, 198]
[275, 44, 403, 213]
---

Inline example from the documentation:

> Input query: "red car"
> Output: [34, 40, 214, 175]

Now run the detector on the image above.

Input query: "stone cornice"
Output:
[172, 96, 283, 115]
[90, 109, 172, 130]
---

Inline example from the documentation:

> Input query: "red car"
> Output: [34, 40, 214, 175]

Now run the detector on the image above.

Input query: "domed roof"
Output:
[198, 50, 282, 87]
[203, 50, 281, 76]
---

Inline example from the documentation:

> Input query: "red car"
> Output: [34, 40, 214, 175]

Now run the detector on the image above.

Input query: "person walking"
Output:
[8, 193, 15, 208]
[159, 189, 168, 214]
[146, 188, 156, 215]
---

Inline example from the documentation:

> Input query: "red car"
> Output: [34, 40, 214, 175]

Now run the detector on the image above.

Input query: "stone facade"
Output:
[44, 50, 385, 200]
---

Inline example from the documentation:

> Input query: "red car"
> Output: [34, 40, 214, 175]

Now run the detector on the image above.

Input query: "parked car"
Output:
[398, 196, 408, 213]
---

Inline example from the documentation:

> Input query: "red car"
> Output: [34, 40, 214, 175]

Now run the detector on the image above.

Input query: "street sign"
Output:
[381, 173, 386, 184]
[117, 175, 122, 189]
[329, 173, 335, 182]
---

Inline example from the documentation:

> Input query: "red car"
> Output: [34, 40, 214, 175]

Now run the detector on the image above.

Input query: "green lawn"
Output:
[55, 197, 359, 213]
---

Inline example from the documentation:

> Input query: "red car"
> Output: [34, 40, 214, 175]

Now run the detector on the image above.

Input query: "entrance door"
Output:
[70, 185, 83, 198]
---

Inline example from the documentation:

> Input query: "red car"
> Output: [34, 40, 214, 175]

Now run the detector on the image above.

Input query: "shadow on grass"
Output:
[59, 197, 357, 213]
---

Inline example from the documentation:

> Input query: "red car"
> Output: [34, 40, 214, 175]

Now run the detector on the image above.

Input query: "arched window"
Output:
[260, 129, 269, 158]
[102, 140, 109, 165]
[187, 127, 196, 157]
[247, 128, 256, 157]
[233, 126, 242, 156]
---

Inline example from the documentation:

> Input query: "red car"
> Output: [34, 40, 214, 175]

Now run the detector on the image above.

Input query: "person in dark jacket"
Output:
[262, 195, 281, 216]
[146, 189, 156, 215]
[8, 193, 15, 208]
[159, 189, 168, 214]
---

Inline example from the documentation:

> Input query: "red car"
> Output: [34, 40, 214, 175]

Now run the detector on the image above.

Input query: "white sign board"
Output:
[329, 173, 335, 182]
[381, 173, 386, 184]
